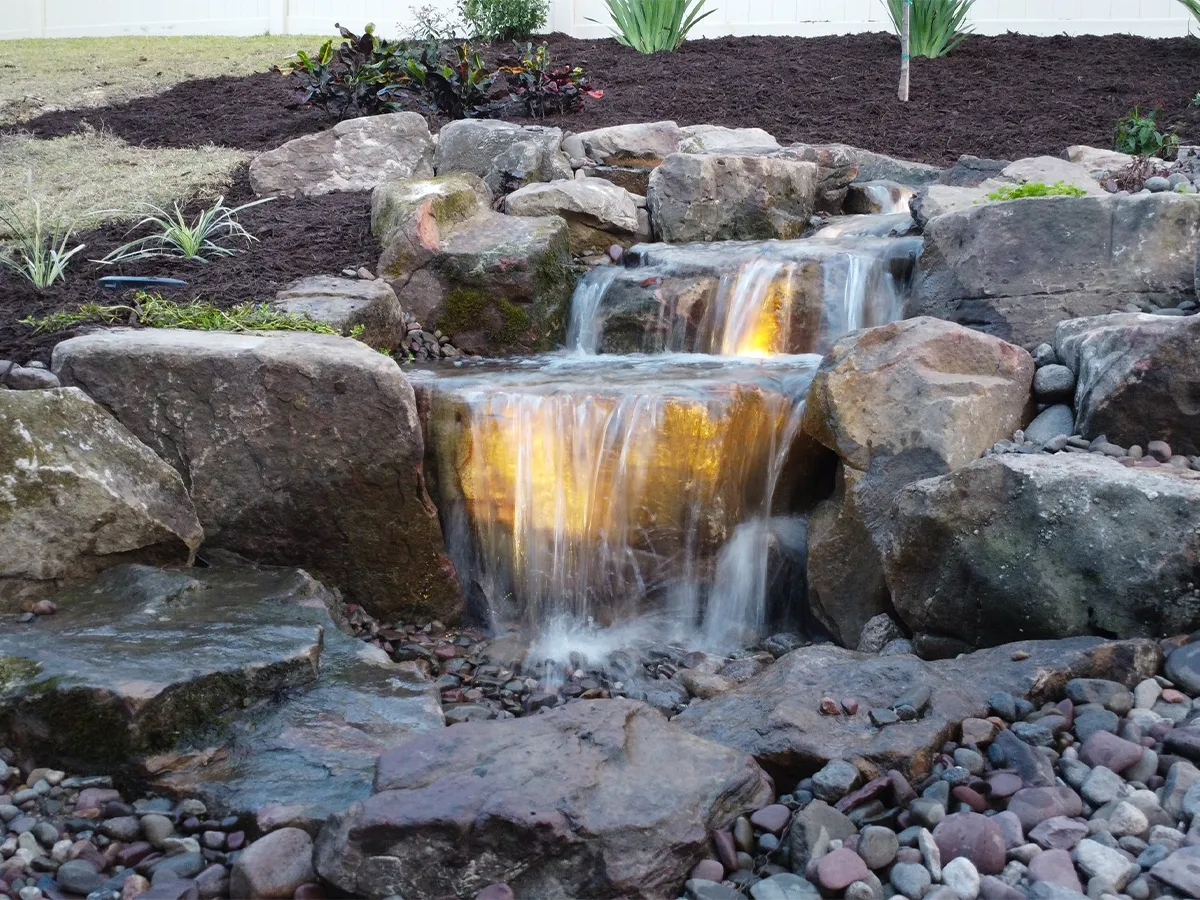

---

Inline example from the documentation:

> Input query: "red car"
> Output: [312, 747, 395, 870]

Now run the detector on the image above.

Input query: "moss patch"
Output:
[440, 288, 533, 348]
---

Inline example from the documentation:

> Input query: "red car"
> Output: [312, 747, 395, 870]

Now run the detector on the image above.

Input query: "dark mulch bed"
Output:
[5, 32, 1200, 364]
[0, 169, 378, 365]
[16, 33, 1200, 164]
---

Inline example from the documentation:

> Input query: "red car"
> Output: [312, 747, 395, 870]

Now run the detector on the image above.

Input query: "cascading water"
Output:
[417, 221, 921, 659]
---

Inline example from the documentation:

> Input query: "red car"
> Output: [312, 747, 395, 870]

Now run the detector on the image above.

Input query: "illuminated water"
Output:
[418, 225, 919, 657]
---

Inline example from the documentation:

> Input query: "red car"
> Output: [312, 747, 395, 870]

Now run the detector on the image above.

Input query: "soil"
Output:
[16, 33, 1200, 163]
[4, 32, 1199, 364]
[0, 169, 378, 365]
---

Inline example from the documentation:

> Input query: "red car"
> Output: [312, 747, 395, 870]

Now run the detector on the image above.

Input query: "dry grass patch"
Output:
[0, 34, 327, 124]
[0, 129, 249, 238]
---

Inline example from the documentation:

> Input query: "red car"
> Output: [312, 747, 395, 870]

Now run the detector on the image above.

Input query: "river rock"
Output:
[998, 156, 1106, 194]
[53, 329, 460, 622]
[885, 454, 1200, 647]
[673, 637, 1158, 778]
[229, 828, 315, 899]
[314, 699, 772, 899]
[933, 812, 1006, 874]
[434, 120, 571, 193]
[0, 387, 202, 612]
[1024, 404, 1074, 446]
[912, 193, 1200, 347]
[0, 563, 441, 823]
[505, 177, 641, 252]
[249, 113, 434, 198]
[801, 317, 1033, 646]
[371, 174, 574, 354]
[1065, 145, 1155, 179]
[1054, 313, 1200, 455]
[1150, 845, 1200, 897]
[648, 151, 820, 242]
[271, 275, 407, 350]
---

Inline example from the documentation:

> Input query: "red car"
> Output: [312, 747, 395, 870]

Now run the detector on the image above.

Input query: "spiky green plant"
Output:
[591, 0, 714, 53]
[0, 198, 87, 291]
[884, 0, 975, 59]
[1180, 0, 1200, 27]
[97, 196, 274, 265]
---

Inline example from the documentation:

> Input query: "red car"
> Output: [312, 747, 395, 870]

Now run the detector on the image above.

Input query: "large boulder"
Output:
[680, 124, 780, 153]
[248, 113, 434, 199]
[912, 193, 1200, 348]
[674, 637, 1160, 779]
[372, 174, 575, 354]
[789, 142, 942, 187]
[1054, 313, 1200, 455]
[271, 275, 407, 350]
[1066, 145, 1168, 180]
[314, 699, 774, 899]
[799, 318, 1034, 646]
[505, 177, 641, 252]
[0, 387, 202, 611]
[648, 151, 820, 242]
[884, 454, 1200, 647]
[0, 563, 442, 824]
[52, 329, 460, 623]
[434, 119, 572, 194]
[565, 121, 682, 194]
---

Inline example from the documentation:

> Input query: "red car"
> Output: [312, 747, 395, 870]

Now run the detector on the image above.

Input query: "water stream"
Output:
[417, 224, 920, 658]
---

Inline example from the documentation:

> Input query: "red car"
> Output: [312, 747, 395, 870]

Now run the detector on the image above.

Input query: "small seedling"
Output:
[1115, 105, 1181, 160]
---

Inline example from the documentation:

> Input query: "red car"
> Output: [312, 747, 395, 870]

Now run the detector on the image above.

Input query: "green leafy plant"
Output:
[459, 0, 548, 41]
[883, 0, 975, 59]
[591, 0, 713, 53]
[1181, 0, 1200, 25]
[1115, 105, 1181, 160]
[500, 42, 603, 116]
[279, 23, 413, 119]
[403, 42, 500, 118]
[1192, 91, 1200, 108]
[984, 181, 1088, 201]
[21, 293, 348, 336]
[0, 199, 87, 291]
[97, 196, 274, 265]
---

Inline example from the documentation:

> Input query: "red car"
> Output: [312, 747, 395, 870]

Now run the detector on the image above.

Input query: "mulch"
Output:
[0, 170, 377, 365]
[4, 31, 1200, 363]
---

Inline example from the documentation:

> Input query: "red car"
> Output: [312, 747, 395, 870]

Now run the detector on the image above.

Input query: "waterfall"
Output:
[419, 217, 919, 658]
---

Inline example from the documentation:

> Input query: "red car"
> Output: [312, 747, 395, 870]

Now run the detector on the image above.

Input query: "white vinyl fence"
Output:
[1, 0, 1193, 41]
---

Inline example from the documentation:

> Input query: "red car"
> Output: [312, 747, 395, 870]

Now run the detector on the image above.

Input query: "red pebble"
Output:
[819, 697, 840, 715]
[435, 644, 458, 660]
[842, 698, 859, 715]
[1163, 688, 1188, 704]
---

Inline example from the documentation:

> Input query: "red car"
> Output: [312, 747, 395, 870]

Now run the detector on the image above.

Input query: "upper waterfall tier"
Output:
[567, 232, 921, 357]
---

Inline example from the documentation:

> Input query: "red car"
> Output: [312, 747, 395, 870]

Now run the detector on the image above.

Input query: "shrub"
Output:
[500, 42, 603, 116]
[21, 293, 357, 336]
[97, 196, 274, 265]
[459, 0, 548, 41]
[592, 0, 714, 53]
[883, 0, 975, 59]
[1115, 105, 1180, 160]
[403, 42, 501, 119]
[279, 23, 412, 119]
[984, 181, 1088, 201]
[0, 198, 87, 291]
[406, 4, 463, 42]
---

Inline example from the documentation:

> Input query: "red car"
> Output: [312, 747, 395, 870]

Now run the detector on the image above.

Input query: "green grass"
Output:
[985, 181, 1088, 201]
[20, 293, 361, 337]
[0, 34, 329, 125]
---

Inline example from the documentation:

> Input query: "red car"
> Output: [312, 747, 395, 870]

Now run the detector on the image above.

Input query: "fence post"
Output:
[269, 0, 289, 34]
